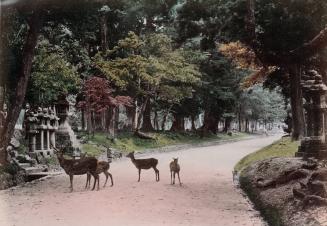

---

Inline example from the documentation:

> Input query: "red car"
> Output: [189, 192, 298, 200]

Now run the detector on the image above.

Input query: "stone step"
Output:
[17, 163, 31, 168]
[24, 166, 48, 175]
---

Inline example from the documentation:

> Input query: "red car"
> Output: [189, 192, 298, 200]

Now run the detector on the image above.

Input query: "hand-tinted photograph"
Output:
[0, 0, 326, 225]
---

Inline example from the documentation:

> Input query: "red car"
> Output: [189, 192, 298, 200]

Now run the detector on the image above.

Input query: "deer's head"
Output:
[52, 145, 63, 158]
[126, 151, 134, 158]
[173, 158, 178, 164]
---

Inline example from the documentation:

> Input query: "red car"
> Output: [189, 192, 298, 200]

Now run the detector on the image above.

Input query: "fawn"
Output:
[86, 161, 113, 188]
[126, 151, 159, 182]
[170, 158, 181, 185]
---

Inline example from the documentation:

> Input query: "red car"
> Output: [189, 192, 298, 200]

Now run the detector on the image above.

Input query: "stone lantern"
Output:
[296, 70, 327, 159]
[25, 109, 39, 154]
[55, 94, 72, 149]
[25, 107, 59, 159]
[49, 109, 59, 148]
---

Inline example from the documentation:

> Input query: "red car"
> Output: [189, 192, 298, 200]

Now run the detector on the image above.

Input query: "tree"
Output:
[77, 76, 131, 137]
[0, 4, 44, 165]
[26, 43, 81, 106]
[95, 32, 201, 132]
[242, 0, 327, 140]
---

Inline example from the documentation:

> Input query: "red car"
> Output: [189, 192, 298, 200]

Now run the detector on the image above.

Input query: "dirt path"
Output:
[0, 135, 281, 226]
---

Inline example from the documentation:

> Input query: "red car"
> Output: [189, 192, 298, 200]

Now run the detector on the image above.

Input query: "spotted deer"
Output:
[53, 146, 99, 192]
[126, 151, 159, 182]
[86, 161, 113, 188]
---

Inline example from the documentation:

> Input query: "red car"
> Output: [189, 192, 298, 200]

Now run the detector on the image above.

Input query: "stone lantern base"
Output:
[296, 136, 327, 159]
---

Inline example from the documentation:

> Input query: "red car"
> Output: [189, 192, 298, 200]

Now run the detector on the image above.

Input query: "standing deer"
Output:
[170, 158, 181, 185]
[54, 147, 99, 192]
[126, 151, 159, 182]
[86, 161, 113, 188]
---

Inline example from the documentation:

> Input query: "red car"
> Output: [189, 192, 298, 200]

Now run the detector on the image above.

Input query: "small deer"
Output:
[86, 161, 113, 188]
[170, 158, 181, 186]
[126, 151, 159, 182]
[53, 147, 99, 192]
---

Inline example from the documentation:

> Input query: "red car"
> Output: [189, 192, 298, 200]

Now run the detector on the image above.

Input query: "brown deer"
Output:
[126, 151, 159, 182]
[86, 161, 113, 188]
[170, 158, 181, 185]
[53, 147, 99, 192]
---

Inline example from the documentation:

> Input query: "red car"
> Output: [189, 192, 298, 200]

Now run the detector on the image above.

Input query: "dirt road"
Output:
[0, 135, 280, 226]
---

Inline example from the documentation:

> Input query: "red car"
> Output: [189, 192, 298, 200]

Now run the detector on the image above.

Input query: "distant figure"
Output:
[170, 158, 182, 186]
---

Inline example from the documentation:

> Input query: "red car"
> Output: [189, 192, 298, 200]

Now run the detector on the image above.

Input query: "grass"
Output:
[234, 137, 300, 172]
[79, 131, 248, 157]
[81, 143, 104, 157]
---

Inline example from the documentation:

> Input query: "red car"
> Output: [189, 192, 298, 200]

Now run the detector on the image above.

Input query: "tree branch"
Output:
[245, 0, 327, 66]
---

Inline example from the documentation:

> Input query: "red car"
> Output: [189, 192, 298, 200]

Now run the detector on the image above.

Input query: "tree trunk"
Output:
[141, 100, 153, 131]
[136, 96, 150, 131]
[245, 119, 249, 132]
[161, 112, 169, 131]
[191, 115, 197, 131]
[86, 108, 92, 136]
[0, 13, 43, 165]
[100, 14, 108, 51]
[114, 106, 119, 132]
[289, 65, 305, 140]
[170, 114, 185, 132]
[105, 108, 111, 133]
[153, 111, 159, 130]
[202, 110, 219, 134]
[126, 106, 135, 131]
[223, 117, 232, 133]
[81, 109, 85, 131]
[238, 111, 242, 132]
[108, 107, 116, 138]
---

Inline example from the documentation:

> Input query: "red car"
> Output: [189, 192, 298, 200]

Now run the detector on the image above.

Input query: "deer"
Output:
[86, 161, 113, 188]
[170, 158, 181, 186]
[126, 151, 159, 182]
[53, 146, 99, 192]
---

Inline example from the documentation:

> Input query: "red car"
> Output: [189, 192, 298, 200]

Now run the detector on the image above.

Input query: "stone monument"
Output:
[297, 70, 327, 159]
[25, 107, 59, 158]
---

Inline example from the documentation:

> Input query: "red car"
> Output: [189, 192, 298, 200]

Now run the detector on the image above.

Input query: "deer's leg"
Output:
[153, 166, 159, 182]
[97, 174, 100, 191]
[173, 172, 176, 184]
[103, 172, 109, 187]
[69, 174, 74, 192]
[170, 171, 173, 185]
[85, 173, 90, 189]
[91, 173, 99, 191]
[177, 172, 181, 186]
[138, 169, 141, 182]
[108, 172, 113, 187]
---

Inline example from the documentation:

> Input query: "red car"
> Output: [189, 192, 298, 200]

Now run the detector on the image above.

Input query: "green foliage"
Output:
[3, 163, 19, 176]
[235, 137, 299, 172]
[27, 43, 81, 105]
[81, 143, 104, 157]
[197, 52, 245, 120]
[80, 131, 247, 154]
[239, 86, 286, 123]
[95, 32, 201, 111]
